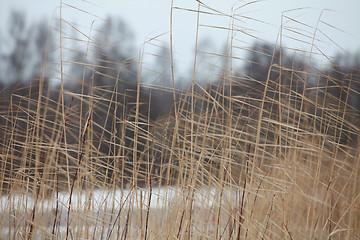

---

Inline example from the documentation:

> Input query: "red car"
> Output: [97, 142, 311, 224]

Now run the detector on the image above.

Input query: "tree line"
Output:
[0, 12, 359, 189]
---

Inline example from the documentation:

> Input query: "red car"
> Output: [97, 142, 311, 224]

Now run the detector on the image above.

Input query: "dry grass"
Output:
[0, 1, 359, 239]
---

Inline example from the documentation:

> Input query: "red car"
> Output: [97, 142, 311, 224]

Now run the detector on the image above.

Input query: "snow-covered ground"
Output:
[0, 186, 243, 238]
[0, 186, 238, 212]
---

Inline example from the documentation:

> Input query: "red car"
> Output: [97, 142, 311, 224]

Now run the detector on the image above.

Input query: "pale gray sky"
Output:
[1, 0, 360, 73]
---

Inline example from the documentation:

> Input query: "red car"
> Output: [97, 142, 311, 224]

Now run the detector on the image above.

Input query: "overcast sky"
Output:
[1, 0, 360, 73]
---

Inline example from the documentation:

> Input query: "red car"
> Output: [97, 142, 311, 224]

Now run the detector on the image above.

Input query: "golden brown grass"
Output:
[0, 1, 359, 239]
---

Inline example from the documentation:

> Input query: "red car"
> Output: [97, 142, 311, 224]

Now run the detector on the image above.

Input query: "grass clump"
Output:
[0, 1, 359, 239]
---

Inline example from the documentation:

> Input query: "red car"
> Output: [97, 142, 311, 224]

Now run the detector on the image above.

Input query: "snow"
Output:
[0, 186, 239, 213]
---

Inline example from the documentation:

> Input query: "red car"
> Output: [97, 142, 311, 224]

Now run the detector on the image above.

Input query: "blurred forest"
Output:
[0, 11, 359, 188]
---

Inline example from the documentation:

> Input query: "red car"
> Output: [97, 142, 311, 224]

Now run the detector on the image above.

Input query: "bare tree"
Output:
[0, 11, 52, 83]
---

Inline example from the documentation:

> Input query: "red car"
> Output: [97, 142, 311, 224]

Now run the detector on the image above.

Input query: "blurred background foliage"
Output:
[0, 11, 359, 189]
